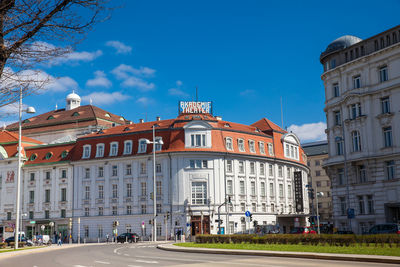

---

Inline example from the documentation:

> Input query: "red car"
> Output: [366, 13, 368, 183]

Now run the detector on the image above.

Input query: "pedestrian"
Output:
[58, 232, 62, 246]
[106, 233, 109, 244]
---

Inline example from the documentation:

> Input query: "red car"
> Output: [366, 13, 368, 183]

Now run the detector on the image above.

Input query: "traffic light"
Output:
[166, 211, 170, 220]
[228, 196, 231, 203]
[253, 220, 258, 227]
[308, 217, 315, 225]
[150, 192, 154, 200]
[250, 214, 253, 222]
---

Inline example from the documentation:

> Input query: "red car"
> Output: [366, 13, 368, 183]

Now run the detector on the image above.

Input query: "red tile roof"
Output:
[0, 130, 43, 158]
[24, 142, 75, 165]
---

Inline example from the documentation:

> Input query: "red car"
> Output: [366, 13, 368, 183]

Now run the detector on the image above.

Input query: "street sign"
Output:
[245, 211, 251, 217]
[29, 221, 36, 224]
[294, 171, 304, 212]
[186, 223, 190, 227]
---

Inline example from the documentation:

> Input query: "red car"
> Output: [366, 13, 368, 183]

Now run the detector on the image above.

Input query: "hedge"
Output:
[195, 234, 400, 247]
[7, 242, 26, 248]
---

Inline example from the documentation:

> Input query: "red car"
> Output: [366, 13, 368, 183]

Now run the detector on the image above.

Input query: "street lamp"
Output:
[315, 191, 324, 235]
[15, 88, 35, 250]
[143, 125, 163, 242]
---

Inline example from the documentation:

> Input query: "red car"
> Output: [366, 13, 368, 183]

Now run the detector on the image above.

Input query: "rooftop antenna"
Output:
[280, 96, 284, 129]
[90, 98, 93, 105]
[55, 103, 58, 110]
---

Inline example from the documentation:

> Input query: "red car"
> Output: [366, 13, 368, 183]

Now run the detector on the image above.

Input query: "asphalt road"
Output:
[0, 242, 396, 267]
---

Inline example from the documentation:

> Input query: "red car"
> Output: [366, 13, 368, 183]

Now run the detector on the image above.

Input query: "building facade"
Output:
[320, 25, 400, 233]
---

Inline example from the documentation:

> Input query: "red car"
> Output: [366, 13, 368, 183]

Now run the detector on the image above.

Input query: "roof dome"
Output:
[66, 91, 81, 101]
[324, 35, 362, 54]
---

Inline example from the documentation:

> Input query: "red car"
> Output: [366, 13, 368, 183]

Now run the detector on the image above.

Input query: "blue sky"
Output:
[2, 0, 400, 142]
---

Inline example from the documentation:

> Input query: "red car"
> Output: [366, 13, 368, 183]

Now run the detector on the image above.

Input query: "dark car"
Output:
[368, 223, 400, 234]
[116, 233, 138, 243]
[289, 227, 316, 234]
[335, 230, 354, 234]
[5, 236, 27, 246]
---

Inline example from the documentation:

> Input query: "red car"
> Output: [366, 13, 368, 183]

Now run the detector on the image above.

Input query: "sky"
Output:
[1, 0, 400, 142]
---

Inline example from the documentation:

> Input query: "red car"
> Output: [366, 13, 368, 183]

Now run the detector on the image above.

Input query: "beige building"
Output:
[303, 141, 333, 226]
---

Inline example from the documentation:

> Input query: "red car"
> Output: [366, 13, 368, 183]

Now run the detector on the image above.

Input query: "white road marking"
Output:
[135, 259, 158, 264]
[127, 265, 142, 267]
[94, 261, 110, 265]
[73, 265, 92, 267]
[113, 247, 124, 255]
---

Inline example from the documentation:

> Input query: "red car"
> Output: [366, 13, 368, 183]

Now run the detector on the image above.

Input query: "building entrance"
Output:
[191, 215, 210, 235]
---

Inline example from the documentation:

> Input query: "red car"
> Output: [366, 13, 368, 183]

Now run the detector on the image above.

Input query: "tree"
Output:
[0, 0, 111, 108]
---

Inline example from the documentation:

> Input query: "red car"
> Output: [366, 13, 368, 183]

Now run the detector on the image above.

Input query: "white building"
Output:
[320, 25, 400, 233]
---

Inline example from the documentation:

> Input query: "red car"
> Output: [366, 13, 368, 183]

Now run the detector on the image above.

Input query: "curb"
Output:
[157, 243, 400, 265]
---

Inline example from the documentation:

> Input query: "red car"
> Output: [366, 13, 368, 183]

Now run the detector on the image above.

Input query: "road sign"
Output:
[29, 221, 36, 224]
[245, 211, 251, 217]
[186, 223, 190, 227]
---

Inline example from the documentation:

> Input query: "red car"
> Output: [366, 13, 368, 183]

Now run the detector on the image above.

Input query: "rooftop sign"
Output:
[179, 101, 212, 114]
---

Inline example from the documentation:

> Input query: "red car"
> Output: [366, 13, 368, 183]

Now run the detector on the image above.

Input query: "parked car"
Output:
[116, 233, 139, 243]
[335, 230, 354, 234]
[5, 236, 27, 246]
[368, 223, 400, 234]
[289, 227, 316, 234]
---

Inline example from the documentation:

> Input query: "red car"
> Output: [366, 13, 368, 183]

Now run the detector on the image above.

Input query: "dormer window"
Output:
[23, 119, 30, 123]
[282, 133, 300, 160]
[96, 144, 104, 157]
[155, 137, 163, 152]
[238, 139, 245, 152]
[30, 153, 37, 161]
[82, 145, 91, 159]
[45, 152, 53, 160]
[225, 137, 233, 151]
[124, 140, 133, 155]
[105, 113, 110, 117]
[47, 115, 55, 120]
[109, 142, 118, 156]
[249, 140, 255, 153]
[259, 141, 265, 154]
[61, 150, 68, 159]
[191, 134, 206, 147]
[183, 120, 212, 148]
[268, 143, 274, 156]
[72, 112, 80, 117]
[138, 139, 147, 153]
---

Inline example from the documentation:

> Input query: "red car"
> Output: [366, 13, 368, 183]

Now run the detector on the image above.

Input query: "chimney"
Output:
[139, 119, 144, 123]
[156, 116, 161, 121]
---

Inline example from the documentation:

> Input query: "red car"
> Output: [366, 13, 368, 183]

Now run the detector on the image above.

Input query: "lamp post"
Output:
[315, 191, 324, 234]
[15, 88, 35, 249]
[20, 213, 27, 242]
[144, 125, 163, 242]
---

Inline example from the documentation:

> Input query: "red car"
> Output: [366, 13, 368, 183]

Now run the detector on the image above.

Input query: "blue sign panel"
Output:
[245, 211, 251, 217]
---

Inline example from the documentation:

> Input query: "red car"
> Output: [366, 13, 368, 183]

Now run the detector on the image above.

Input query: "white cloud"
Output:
[0, 103, 27, 115]
[111, 64, 156, 91]
[136, 97, 154, 106]
[168, 80, 188, 97]
[121, 77, 155, 91]
[240, 89, 256, 96]
[86, 70, 112, 88]
[287, 122, 327, 142]
[81, 92, 129, 105]
[105, 40, 132, 54]
[176, 80, 183, 86]
[48, 49, 103, 66]
[46, 76, 78, 92]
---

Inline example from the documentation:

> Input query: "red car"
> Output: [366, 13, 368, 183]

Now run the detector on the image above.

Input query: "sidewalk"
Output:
[157, 243, 400, 265]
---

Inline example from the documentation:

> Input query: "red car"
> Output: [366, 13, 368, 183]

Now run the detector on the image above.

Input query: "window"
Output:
[124, 140, 132, 155]
[393, 32, 398, 43]
[358, 196, 364, 215]
[316, 170, 321, 176]
[330, 59, 336, 69]
[45, 210, 50, 219]
[386, 160, 395, 180]
[61, 188, 67, 202]
[279, 184, 283, 197]
[260, 182, 265, 197]
[7, 212, 11, 220]
[98, 166, 104, 177]
[45, 171, 51, 180]
[278, 166, 283, 178]
[141, 182, 146, 196]
[98, 226, 103, 238]
[127, 205, 132, 215]
[141, 204, 146, 214]
[61, 209, 66, 218]
[335, 137, 343, 155]
[333, 83, 340, 97]
[226, 160, 233, 173]
[339, 197, 346, 215]
[30, 172, 35, 181]
[126, 183, 132, 197]
[138, 139, 147, 153]
[287, 167, 291, 178]
[225, 138, 233, 151]
[360, 45, 365, 56]
[238, 161, 244, 174]
[271, 203, 275, 213]
[112, 206, 117, 215]
[287, 184, 292, 198]
[190, 134, 206, 147]
[98, 207, 103, 216]
[353, 75, 361, 89]
[29, 190, 34, 203]
[259, 142, 265, 154]
[267, 143, 274, 156]
[250, 162, 255, 175]
[61, 169, 67, 179]
[156, 204, 162, 213]
[85, 207, 90, 216]
[239, 180, 245, 195]
[252, 203, 257, 212]
[191, 182, 207, 205]
[338, 168, 345, 185]
[227, 180, 233, 195]
[45, 189, 50, 203]
[85, 186, 90, 200]
[250, 181, 256, 196]
[334, 111, 341, 125]
[156, 162, 162, 173]
[269, 165, 274, 176]
[316, 181, 321, 187]
[98, 185, 104, 199]
[367, 195, 374, 214]
[379, 66, 388, 82]
[240, 203, 246, 212]
[238, 139, 245, 152]
[383, 126, 393, 147]
[259, 163, 265, 176]
[358, 165, 367, 183]
[381, 97, 390, 114]
[352, 131, 361, 152]
[85, 168, 90, 179]
[29, 211, 34, 220]
[140, 162, 147, 174]
[110, 142, 118, 156]
[155, 137, 163, 151]
[126, 164, 132, 175]
[112, 165, 118, 176]
[112, 184, 118, 198]
[156, 181, 162, 195]
[249, 140, 255, 153]
[374, 40, 379, 51]
[82, 145, 91, 159]
[96, 144, 104, 157]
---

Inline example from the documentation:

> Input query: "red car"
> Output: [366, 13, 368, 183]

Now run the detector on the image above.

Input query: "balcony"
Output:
[140, 195, 146, 201]
[111, 198, 118, 203]
[96, 198, 104, 204]
[125, 197, 132, 203]
[83, 200, 90, 205]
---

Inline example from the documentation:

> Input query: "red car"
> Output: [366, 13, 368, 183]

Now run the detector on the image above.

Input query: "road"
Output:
[0, 242, 396, 267]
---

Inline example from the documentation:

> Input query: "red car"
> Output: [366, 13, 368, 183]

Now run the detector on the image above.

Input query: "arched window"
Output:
[96, 144, 104, 157]
[225, 137, 233, 151]
[61, 150, 68, 159]
[109, 142, 118, 156]
[30, 153, 38, 161]
[352, 131, 361, 152]
[82, 145, 91, 159]
[124, 140, 133, 155]
[237, 138, 245, 152]
[45, 152, 53, 160]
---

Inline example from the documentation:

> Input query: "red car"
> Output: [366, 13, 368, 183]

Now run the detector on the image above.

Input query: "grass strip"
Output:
[0, 246, 46, 253]
[175, 242, 400, 257]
